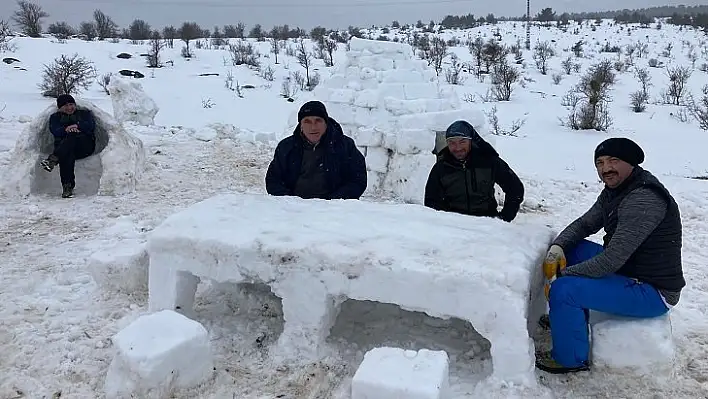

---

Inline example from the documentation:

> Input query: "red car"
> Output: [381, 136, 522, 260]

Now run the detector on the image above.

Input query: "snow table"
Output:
[146, 193, 554, 386]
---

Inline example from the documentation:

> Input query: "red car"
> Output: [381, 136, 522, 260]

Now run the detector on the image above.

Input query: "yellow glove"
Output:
[543, 245, 567, 280]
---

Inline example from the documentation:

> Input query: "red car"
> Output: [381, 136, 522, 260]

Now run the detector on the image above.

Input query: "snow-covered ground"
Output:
[1, 19, 708, 398]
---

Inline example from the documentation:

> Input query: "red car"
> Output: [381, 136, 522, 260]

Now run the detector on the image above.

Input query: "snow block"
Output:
[591, 313, 675, 378]
[109, 76, 159, 125]
[366, 170, 384, 192]
[403, 83, 442, 100]
[104, 310, 213, 398]
[352, 126, 384, 147]
[365, 146, 390, 173]
[147, 193, 555, 386]
[353, 89, 382, 108]
[0, 100, 146, 198]
[351, 347, 449, 399]
[382, 153, 436, 204]
[89, 239, 149, 294]
[387, 128, 435, 155]
[349, 37, 413, 55]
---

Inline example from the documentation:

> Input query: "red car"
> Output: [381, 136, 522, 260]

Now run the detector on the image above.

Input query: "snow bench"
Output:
[146, 193, 555, 386]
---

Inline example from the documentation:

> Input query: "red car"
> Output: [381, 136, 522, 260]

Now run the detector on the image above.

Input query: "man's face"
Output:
[60, 103, 76, 115]
[447, 137, 472, 160]
[300, 116, 327, 144]
[595, 156, 634, 188]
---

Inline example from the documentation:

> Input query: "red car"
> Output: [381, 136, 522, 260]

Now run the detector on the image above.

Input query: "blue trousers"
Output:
[549, 239, 669, 367]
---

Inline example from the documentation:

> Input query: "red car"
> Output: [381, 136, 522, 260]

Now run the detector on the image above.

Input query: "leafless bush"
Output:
[285, 44, 296, 57]
[79, 22, 96, 41]
[561, 90, 581, 107]
[561, 56, 573, 74]
[630, 90, 649, 112]
[564, 59, 615, 131]
[291, 70, 306, 91]
[635, 41, 649, 58]
[462, 93, 477, 103]
[260, 64, 275, 81]
[308, 71, 321, 90]
[481, 39, 507, 74]
[634, 67, 652, 97]
[147, 32, 164, 68]
[419, 36, 448, 75]
[552, 73, 563, 84]
[444, 54, 465, 85]
[662, 43, 673, 57]
[98, 72, 112, 95]
[224, 69, 235, 91]
[179, 21, 201, 58]
[94, 10, 118, 40]
[12, 0, 47, 38]
[533, 41, 555, 75]
[491, 60, 519, 101]
[670, 108, 690, 123]
[687, 85, 708, 130]
[317, 37, 338, 67]
[202, 98, 214, 108]
[38, 54, 96, 96]
[0, 19, 17, 52]
[648, 58, 660, 68]
[229, 40, 260, 68]
[485, 106, 525, 136]
[295, 39, 314, 88]
[664, 66, 692, 105]
[467, 37, 484, 76]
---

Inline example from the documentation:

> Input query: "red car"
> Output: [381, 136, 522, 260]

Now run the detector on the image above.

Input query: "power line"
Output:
[52, 0, 473, 8]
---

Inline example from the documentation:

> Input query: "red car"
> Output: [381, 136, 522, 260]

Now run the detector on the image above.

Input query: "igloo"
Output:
[1, 99, 146, 197]
[284, 37, 492, 204]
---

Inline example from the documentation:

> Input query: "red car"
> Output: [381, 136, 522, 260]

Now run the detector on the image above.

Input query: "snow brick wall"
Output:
[286, 37, 491, 204]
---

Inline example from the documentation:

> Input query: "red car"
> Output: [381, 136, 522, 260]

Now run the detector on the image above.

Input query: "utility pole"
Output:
[525, 0, 531, 50]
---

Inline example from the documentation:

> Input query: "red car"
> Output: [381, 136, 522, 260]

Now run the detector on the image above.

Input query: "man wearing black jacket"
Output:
[265, 101, 367, 200]
[424, 120, 524, 222]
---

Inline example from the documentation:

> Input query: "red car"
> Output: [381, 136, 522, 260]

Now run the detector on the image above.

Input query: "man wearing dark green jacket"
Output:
[424, 120, 524, 222]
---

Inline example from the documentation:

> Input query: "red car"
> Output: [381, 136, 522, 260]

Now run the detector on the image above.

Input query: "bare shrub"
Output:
[202, 98, 214, 108]
[147, 31, 164, 68]
[229, 40, 260, 68]
[12, 0, 47, 38]
[648, 58, 660, 68]
[48, 22, 74, 39]
[491, 60, 519, 101]
[664, 66, 692, 105]
[98, 72, 112, 95]
[295, 39, 314, 88]
[533, 41, 555, 75]
[687, 85, 708, 130]
[467, 37, 484, 76]
[481, 39, 507, 74]
[630, 90, 649, 112]
[444, 54, 465, 85]
[485, 106, 525, 136]
[552, 73, 563, 85]
[260, 64, 275, 81]
[0, 19, 18, 52]
[179, 22, 202, 58]
[280, 77, 297, 98]
[565, 59, 615, 131]
[634, 67, 652, 97]
[291, 70, 306, 90]
[561, 56, 573, 74]
[94, 10, 118, 40]
[39, 54, 96, 96]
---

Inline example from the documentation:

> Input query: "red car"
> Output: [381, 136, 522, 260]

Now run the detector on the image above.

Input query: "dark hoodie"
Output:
[424, 121, 524, 222]
[265, 117, 367, 200]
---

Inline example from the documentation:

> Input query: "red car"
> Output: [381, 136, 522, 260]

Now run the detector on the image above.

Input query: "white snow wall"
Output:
[286, 37, 492, 204]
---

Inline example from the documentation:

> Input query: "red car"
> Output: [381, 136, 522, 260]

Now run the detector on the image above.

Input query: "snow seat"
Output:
[0, 99, 145, 197]
[146, 193, 555, 386]
[590, 311, 676, 379]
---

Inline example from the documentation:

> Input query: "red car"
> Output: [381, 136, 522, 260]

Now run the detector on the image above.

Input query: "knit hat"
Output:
[594, 137, 645, 166]
[298, 101, 328, 122]
[445, 120, 475, 140]
[56, 94, 75, 108]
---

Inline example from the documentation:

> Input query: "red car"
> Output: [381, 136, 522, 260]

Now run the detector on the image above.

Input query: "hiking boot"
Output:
[61, 183, 74, 198]
[41, 155, 59, 172]
[535, 351, 589, 374]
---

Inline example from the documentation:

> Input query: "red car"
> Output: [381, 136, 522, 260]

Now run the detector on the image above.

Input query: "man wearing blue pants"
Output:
[536, 137, 685, 374]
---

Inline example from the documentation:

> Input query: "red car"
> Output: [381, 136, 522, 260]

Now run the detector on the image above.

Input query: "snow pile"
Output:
[108, 76, 159, 125]
[351, 347, 450, 399]
[147, 193, 555, 386]
[190, 122, 278, 144]
[287, 37, 490, 203]
[0, 99, 146, 197]
[591, 312, 676, 378]
[89, 239, 148, 295]
[104, 310, 214, 398]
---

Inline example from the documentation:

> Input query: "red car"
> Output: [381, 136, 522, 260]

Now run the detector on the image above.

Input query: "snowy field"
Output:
[1, 19, 708, 398]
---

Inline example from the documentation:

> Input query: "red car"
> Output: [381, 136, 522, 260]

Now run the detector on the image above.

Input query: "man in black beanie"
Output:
[40, 94, 97, 198]
[536, 137, 684, 374]
[265, 100, 367, 200]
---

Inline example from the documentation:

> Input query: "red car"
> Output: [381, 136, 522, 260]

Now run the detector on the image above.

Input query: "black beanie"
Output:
[57, 94, 75, 108]
[594, 138, 645, 166]
[298, 101, 328, 122]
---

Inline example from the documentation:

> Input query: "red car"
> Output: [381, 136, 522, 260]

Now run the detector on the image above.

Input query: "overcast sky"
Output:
[0, 0, 704, 31]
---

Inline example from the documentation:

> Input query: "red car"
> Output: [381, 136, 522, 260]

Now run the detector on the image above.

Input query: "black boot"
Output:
[41, 154, 59, 172]
[61, 183, 74, 198]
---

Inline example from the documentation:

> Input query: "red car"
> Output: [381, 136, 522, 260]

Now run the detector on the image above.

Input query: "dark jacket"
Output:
[424, 122, 524, 222]
[49, 109, 96, 140]
[265, 117, 367, 200]
[603, 168, 684, 292]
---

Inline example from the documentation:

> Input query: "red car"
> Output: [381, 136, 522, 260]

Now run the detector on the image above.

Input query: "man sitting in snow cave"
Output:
[423, 120, 524, 222]
[40, 94, 96, 198]
[536, 137, 685, 374]
[265, 100, 367, 200]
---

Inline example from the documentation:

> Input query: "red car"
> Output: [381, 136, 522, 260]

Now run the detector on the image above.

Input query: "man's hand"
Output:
[543, 245, 567, 280]
[65, 124, 79, 133]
